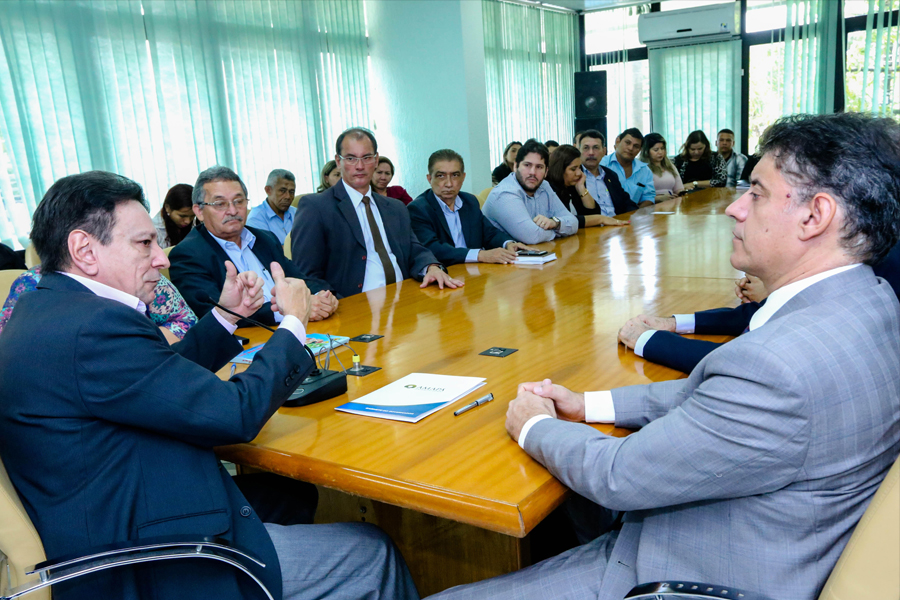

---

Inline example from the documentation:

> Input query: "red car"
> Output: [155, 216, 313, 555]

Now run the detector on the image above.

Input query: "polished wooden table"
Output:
[216, 188, 745, 595]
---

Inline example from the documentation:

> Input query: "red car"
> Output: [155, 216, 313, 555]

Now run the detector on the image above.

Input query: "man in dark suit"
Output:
[291, 128, 463, 298]
[578, 130, 641, 214]
[408, 149, 534, 267]
[0, 171, 417, 600]
[170, 166, 338, 326]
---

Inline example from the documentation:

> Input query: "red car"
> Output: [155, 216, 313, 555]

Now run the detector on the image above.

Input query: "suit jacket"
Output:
[291, 180, 437, 298]
[0, 272, 315, 600]
[407, 190, 510, 266]
[169, 224, 330, 326]
[525, 266, 900, 600]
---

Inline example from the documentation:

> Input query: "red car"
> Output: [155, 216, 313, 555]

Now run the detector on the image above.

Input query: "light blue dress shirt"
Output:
[599, 153, 656, 205]
[246, 201, 296, 245]
[437, 195, 481, 264]
[208, 227, 282, 322]
[580, 167, 616, 216]
[482, 173, 578, 245]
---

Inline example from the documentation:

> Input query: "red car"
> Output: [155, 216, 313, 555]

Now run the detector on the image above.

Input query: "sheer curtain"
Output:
[0, 0, 371, 248]
[648, 40, 742, 152]
[482, 0, 578, 168]
[781, 0, 840, 114]
[846, 0, 899, 115]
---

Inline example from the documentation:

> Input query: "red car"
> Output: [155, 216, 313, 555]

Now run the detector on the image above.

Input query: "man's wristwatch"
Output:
[693, 181, 699, 187]
[430, 263, 449, 274]
[551, 216, 561, 229]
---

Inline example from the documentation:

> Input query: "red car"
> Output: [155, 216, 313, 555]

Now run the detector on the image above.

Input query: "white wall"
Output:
[366, 0, 492, 197]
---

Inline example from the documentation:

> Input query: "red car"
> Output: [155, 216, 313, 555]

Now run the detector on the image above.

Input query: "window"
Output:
[748, 42, 785, 152]
[0, 129, 28, 249]
[589, 61, 652, 139]
[845, 28, 900, 116]
[584, 5, 647, 55]
[660, 0, 733, 12]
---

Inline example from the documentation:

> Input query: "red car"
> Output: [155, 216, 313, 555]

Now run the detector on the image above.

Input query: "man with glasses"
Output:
[170, 166, 339, 326]
[408, 149, 534, 266]
[292, 128, 463, 298]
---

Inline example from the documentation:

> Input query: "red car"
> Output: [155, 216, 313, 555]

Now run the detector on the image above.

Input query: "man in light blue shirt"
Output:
[599, 128, 656, 207]
[246, 168, 297, 244]
[483, 139, 578, 245]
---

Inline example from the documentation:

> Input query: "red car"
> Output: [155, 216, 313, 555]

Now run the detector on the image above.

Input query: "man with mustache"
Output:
[482, 139, 578, 245]
[170, 166, 338, 326]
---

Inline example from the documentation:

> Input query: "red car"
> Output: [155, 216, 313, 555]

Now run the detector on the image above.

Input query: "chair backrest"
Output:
[476, 186, 493, 207]
[818, 453, 900, 600]
[0, 457, 50, 600]
[0, 270, 25, 307]
[160, 246, 174, 280]
[23, 245, 39, 269]
[283, 233, 292, 260]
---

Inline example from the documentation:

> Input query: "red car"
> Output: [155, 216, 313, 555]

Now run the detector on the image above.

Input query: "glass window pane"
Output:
[661, 0, 733, 12]
[746, 0, 787, 33]
[844, 0, 875, 18]
[748, 42, 784, 153]
[589, 60, 651, 140]
[584, 4, 650, 54]
[845, 29, 900, 117]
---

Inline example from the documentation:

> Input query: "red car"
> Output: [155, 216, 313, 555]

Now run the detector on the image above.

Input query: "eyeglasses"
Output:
[339, 154, 378, 166]
[199, 198, 247, 211]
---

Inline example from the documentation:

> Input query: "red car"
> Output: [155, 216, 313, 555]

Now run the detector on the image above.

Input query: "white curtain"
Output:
[482, 0, 578, 167]
[0, 0, 371, 248]
[846, 0, 900, 115]
[648, 39, 742, 154]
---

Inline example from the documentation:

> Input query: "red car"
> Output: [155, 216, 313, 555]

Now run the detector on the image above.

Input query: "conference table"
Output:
[215, 187, 745, 595]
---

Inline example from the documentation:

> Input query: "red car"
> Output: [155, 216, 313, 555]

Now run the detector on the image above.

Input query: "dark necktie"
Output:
[361, 196, 396, 286]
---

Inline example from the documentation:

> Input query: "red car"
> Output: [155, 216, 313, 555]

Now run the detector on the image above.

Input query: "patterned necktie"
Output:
[361, 196, 396, 286]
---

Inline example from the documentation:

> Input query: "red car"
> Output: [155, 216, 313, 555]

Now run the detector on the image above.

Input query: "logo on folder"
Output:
[404, 384, 445, 392]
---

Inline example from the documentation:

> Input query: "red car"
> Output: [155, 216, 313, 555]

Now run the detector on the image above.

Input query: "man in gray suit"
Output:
[431, 113, 900, 600]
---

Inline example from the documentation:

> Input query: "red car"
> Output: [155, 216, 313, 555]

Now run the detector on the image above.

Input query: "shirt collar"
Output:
[748, 264, 861, 331]
[208, 226, 255, 251]
[437, 194, 463, 213]
[607, 153, 646, 172]
[343, 182, 372, 209]
[61, 272, 147, 314]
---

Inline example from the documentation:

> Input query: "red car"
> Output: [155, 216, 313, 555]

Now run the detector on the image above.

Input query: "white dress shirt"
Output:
[343, 184, 404, 292]
[519, 263, 862, 448]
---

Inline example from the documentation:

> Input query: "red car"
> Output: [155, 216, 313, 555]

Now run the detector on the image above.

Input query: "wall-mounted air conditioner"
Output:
[638, 3, 739, 48]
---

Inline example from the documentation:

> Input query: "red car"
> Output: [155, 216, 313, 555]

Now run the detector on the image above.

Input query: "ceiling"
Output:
[545, 0, 647, 12]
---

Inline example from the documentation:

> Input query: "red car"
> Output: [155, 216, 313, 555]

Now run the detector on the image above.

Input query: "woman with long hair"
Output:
[640, 133, 685, 201]
[371, 156, 413, 205]
[672, 130, 726, 190]
[316, 160, 342, 193]
[491, 140, 522, 185]
[545, 145, 629, 229]
[152, 183, 194, 249]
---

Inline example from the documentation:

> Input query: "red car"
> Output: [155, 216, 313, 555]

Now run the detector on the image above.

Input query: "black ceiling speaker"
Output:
[574, 71, 607, 119]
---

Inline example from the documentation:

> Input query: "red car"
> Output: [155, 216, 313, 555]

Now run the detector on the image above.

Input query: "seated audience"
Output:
[491, 141, 521, 185]
[372, 156, 414, 205]
[170, 166, 338, 325]
[152, 183, 194, 248]
[576, 131, 639, 216]
[545, 140, 559, 155]
[408, 149, 533, 266]
[673, 130, 727, 189]
[316, 160, 341, 193]
[246, 168, 297, 244]
[599, 128, 656, 207]
[545, 144, 630, 229]
[1, 266, 197, 341]
[292, 127, 462, 298]
[482, 139, 578, 245]
[0, 170, 416, 600]
[433, 112, 900, 600]
[619, 239, 900, 374]
[717, 128, 748, 187]
[0, 242, 26, 270]
[639, 133, 685, 201]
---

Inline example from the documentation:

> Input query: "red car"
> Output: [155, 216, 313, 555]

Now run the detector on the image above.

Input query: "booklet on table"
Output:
[231, 333, 350, 365]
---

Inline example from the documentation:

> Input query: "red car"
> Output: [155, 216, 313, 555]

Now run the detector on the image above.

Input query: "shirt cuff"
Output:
[674, 314, 695, 334]
[634, 330, 656, 357]
[277, 315, 307, 345]
[518, 414, 553, 449]
[212, 307, 239, 335]
[273, 311, 284, 323]
[465, 248, 481, 263]
[584, 390, 616, 423]
[503, 240, 516, 249]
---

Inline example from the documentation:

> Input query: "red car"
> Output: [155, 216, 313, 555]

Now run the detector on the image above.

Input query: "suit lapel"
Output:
[457, 195, 479, 248]
[426, 191, 454, 241]
[333, 180, 367, 249]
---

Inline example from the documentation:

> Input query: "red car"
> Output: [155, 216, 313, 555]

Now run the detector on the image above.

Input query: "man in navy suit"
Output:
[0, 171, 417, 600]
[291, 128, 463, 298]
[170, 166, 338, 326]
[408, 149, 534, 267]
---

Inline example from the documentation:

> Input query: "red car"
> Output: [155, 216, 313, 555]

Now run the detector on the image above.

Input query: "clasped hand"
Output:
[505, 379, 585, 443]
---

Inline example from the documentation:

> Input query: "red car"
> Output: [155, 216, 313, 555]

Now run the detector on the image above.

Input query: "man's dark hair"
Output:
[545, 140, 559, 149]
[617, 128, 644, 143]
[759, 113, 900, 265]
[718, 128, 735, 137]
[428, 149, 465, 174]
[579, 129, 606, 147]
[335, 127, 378, 156]
[31, 171, 147, 273]
[192, 166, 248, 205]
[515, 139, 550, 167]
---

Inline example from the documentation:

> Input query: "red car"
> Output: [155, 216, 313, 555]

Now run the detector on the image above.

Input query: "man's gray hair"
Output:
[192, 166, 248, 205]
[266, 169, 295, 187]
